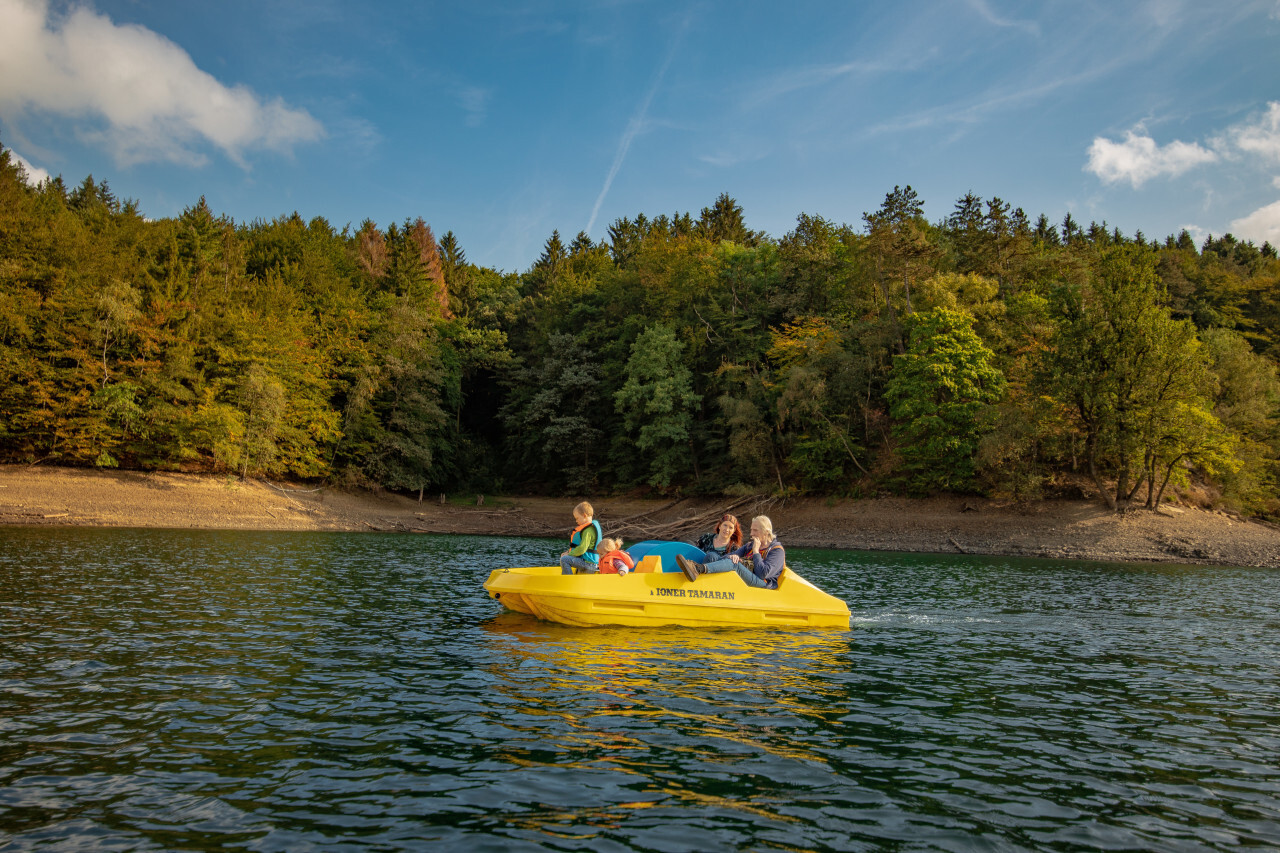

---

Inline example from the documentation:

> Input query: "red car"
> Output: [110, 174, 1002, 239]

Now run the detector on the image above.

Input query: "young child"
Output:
[596, 538, 635, 575]
[560, 501, 602, 575]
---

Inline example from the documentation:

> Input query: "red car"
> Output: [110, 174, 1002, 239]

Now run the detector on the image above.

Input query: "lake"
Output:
[1, 527, 1278, 850]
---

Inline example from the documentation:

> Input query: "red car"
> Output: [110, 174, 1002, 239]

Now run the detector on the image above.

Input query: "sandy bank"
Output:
[2, 465, 1277, 568]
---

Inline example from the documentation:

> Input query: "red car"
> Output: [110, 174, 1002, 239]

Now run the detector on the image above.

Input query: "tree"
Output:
[338, 302, 447, 493]
[614, 324, 701, 489]
[534, 230, 566, 275]
[1042, 246, 1217, 510]
[697, 193, 759, 245]
[777, 213, 861, 319]
[1034, 214, 1060, 247]
[863, 185, 940, 346]
[947, 192, 987, 273]
[405, 218, 449, 316]
[1200, 328, 1280, 510]
[438, 230, 474, 317]
[768, 317, 869, 490]
[500, 332, 604, 492]
[1138, 400, 1236, 509]
[93, 279, 141, 388]
[355, 219, 388, 280]
[885, 308, 1005, 493]
[238, 364, 286, 478]
[1061, 213, 1083, 246]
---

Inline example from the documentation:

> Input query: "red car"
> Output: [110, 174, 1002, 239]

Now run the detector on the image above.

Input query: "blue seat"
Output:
[626, 540, 707, 573]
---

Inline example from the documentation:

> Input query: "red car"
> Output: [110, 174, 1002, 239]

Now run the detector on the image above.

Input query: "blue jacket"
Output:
[729, 539, 785, 589]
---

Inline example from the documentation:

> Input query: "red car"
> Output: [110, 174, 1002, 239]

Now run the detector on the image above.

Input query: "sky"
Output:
[1, 0, 1279, 273]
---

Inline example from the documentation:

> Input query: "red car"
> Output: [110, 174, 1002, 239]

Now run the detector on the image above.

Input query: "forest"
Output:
[2, 141, 1278, 516]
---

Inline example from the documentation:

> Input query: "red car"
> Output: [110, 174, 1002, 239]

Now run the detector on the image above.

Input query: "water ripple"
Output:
[2, 529, 1279, 850]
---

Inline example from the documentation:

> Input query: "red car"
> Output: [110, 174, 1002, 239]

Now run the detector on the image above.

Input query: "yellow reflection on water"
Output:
[480, 612, 853, 771]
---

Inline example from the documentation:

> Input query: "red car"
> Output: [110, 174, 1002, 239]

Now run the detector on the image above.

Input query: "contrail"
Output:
[585, 17, 691, 236]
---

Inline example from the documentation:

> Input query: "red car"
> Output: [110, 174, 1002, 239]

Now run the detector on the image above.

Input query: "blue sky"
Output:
[2, 0, 1279, 272]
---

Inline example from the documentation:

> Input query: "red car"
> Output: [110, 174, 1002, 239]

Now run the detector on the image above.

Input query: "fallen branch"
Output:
[262, 479, 325, 494]
[609, 497, 686, 526]
[607, 495, 778, 543]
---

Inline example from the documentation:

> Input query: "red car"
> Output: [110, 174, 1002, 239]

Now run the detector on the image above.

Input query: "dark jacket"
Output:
[729, 539, 785, 589]
[697, 531, 738, 562]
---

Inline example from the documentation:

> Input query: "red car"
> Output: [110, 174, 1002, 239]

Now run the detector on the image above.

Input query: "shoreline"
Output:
[2, 465, 1278, 568]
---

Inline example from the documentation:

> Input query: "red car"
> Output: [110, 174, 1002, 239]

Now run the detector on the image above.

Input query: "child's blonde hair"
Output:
[598, 537, 621, 553]
[573, 501, 594, 519]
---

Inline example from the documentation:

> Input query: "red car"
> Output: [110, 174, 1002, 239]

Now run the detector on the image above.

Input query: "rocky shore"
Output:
[2, 465, 1278, 568]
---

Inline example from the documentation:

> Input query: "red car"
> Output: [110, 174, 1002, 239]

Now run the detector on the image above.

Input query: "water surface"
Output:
[2, 528, 1278, 850]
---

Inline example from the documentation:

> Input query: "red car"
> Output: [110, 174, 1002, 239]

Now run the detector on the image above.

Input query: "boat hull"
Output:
[483, 566, 849, 628]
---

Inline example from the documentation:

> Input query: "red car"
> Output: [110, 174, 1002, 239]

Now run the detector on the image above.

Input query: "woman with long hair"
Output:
[696, 513, 743, 561]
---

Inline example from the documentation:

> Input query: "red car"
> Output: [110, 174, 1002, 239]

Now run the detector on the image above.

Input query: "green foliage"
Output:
[3, 138, 1279, 511]
[1200, 328, 1280, 511]
[1042, 246, 1223, 509]
[614, 324, 701, 489]
[500, 333, 604, 493]
[237, 364, 286, 478]
[885, 308, 1006, 493]
[337, 302, 446, 492]
[768, 318, 869, 491]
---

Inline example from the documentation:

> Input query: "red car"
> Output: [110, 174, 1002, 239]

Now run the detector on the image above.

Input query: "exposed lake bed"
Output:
[3, 465, 1279, 568]
[2, 528, 1279, 849]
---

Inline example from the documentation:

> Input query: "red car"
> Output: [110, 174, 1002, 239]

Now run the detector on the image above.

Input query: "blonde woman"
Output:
[676, 515, 785, 589]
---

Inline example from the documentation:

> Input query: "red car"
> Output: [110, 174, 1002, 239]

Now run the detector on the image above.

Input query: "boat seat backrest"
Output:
[634, 554, 662, 573]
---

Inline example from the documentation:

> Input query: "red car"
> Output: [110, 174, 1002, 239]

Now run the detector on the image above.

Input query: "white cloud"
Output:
[0, 0, 323, 168]
[965, 0, 1039, 35]
[1226, 101, 1280, 164]
[1178, 224, 1209, 246]
[1088, 102, 1280, 190]
[1143, 0, 1184, 30]
[9, 149, 50, 185]
[1231, 200, 1280, 245]
[1085, 130, 1217, 187]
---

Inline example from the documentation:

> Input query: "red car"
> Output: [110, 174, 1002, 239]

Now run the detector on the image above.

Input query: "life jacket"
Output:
[752, 540, 785, 588]
[597, 549, 635, 575]
[570, 519, 602, 565]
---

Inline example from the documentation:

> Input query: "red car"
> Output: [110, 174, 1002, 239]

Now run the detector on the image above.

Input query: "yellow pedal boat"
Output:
[483, 561, 850, 629]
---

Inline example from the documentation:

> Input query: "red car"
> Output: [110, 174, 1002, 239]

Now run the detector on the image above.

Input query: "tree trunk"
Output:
[688, 438, 701, 483]
[1126, 469, 1146, 503]
[1087, 436, 1116, 511]
[1114, 467, 1129, 512]
[1154, 454, 1187, 509]
[1152, 450, 1162, 504]
[101, 333, 110, 389]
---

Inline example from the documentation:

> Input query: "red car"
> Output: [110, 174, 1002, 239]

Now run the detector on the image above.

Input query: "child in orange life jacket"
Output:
[560, 501, 602, 575]
[596, 538, 635, 575]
